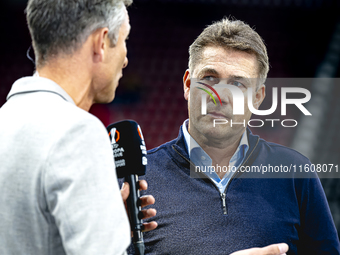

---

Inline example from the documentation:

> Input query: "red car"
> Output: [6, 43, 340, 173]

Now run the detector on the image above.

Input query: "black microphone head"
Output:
[107, 120, 147, 178]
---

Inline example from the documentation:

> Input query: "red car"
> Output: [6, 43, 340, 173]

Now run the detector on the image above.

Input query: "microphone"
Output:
[107, 120, 147, 255]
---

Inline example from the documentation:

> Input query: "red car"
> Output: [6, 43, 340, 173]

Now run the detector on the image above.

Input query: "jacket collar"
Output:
[170, 126, 259, 168]
[7, 76, 75, 105]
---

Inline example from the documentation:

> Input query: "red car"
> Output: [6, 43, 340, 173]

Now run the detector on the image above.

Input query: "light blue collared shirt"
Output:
[182, 119, 249, 194]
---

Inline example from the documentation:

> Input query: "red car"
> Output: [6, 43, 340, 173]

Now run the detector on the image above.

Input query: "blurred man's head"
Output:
[26, 0, 132, 106]
[184, 18, 268, 145]
[26, 0, 132, 68]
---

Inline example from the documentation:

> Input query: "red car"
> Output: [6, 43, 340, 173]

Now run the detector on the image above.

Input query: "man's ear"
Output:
[183, 69, 191, 101]
[253, 84, 266, 109]
[92, 27, 109, 63]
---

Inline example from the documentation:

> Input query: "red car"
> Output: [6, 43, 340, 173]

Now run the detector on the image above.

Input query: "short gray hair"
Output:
[26, 0, 132, 67]
[189, 17, 269, 85]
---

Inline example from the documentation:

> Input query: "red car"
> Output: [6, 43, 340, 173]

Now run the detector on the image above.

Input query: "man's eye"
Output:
[230, 81, 244, 87]
[204, 76, 214, 81]
[202, 76, 218, 83]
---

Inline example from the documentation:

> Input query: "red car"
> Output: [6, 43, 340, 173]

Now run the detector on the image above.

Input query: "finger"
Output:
[140, 195, 155, 208]
[139, 208, 157, 220]
[138, 179, 148, 191]
[230, 243, 288, 255]
[260, 243, 288, 255]
[142, 221, 158, 233]
[120, 182, 130, 201]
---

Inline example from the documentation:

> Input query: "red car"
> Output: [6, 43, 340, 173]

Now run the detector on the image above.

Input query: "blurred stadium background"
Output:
[1, 0, 339, 238]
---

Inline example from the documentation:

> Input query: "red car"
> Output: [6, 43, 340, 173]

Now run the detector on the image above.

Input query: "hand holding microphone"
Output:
[107, 120, 157, 255]
[120, 180, 157, 233]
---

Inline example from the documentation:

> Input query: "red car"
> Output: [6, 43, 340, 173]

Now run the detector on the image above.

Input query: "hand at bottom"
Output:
[230, 243, 289, 255]
[120, 180, 158, 235]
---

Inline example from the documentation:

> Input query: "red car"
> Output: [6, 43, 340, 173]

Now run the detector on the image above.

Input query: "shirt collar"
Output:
[181, 119, 249, 162]
[7, 76, 75, 105]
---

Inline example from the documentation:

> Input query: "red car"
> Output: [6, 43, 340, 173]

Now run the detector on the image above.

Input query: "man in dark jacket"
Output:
[127, 17, 340, 255]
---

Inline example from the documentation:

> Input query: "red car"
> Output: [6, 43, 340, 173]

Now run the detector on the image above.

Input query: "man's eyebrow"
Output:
[197, 67, 219, 76]
[230, 75, 247, 80]
[196, 69, 254, 85]
[229, 75, 253, 86]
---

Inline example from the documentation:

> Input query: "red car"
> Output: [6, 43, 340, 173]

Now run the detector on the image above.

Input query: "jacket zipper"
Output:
[220, 193, 227, 215]
[219, 137, 260, 215]
[222, 136, 260, 194]
[172, 136, 259, 215]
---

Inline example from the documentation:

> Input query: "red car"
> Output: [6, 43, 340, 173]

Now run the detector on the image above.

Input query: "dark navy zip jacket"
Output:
[127, 127, 340, 255]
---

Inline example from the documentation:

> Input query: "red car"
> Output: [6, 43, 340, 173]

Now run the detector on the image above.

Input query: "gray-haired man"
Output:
[0, 1, 157, 254]
[132, 17, 340, 255]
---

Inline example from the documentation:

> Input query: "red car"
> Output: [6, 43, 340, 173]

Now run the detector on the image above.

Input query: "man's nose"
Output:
[123, 57, 128, 68]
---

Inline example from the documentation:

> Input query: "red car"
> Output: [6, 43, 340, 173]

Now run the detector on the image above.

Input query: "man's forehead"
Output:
[123, 10, 131, 35]
[124, 7, 130, 26]
[126, 9, 130, 23]
[194, 46, 258, 78]
[200, 46, 257, 64]
[200, 47, 231, 61]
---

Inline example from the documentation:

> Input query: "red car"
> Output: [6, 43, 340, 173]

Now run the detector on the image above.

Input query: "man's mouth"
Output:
[207, 111, 227, 118]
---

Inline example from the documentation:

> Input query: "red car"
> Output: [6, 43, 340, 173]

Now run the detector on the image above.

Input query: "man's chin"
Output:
[198, 114, 231, 127]
[95, 91, 116, 104]
[206, 112, 230, 120]
[107, 82, 119, 103]
[204, 128, 234, 139]
[108, 95, 115, 103]
[195, 119, 242, 139]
